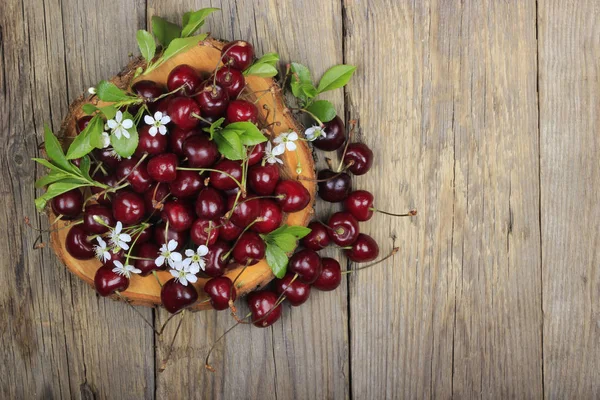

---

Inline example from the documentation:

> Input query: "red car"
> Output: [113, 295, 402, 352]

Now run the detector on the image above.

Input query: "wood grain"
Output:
[538, 1, 600, 398]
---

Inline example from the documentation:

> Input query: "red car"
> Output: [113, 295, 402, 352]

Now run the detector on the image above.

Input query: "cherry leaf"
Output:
[181, 8, 219, 38]
[316, 65, 356, 93]
[96, 81, 136, 102]
[110, 112, 139, 158]
[35, 181, 88, 211]
[67, 114, 103, 159]
[225, 122, 267, 145]
[272, 233, 298, 253]
[43, 125, 77, 173]
[136, 29, 156, 63]
[213, 129, 244, 160]
[265, 243, 288, 279]
[305, 100, 337, 123]
[159, 34, 208, 66]
[244, 63, 278, 78]
[151, 16, 182, 47]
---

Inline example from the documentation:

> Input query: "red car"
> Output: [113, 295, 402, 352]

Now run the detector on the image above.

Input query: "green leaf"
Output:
[213, 130, 244, 160]
[96, 80, 134, 102]
[99, 105, 117, 120]
[281, 226, 312, 239]
[290, 63, 312, 85]
[110, 112, 139, 158]
[151, 16, 182, 47]
[272, 233, 298, 253]
[136, 30, 156, 63]
[43, 125, 76, 173]
[305, 100, 337, 123]
[79, 155, 92, 180]
[34, 171, 71, 188]
[257, 52, 279, 66]
[290, 63, 316, 102]
[203, 117, 225, 139]
[181, 8, 219, 37]
[244, 63, 278, 77]
[159, 34, 208, 65]
[317, 65, 356, 93]
[82, 104, 98, 115]
[265, 243, 288, 279]
[66, 115, 103, 159]
[225, 122, 267, 146]
[35, 181, 88, 211]
[33, 158, 66, 173]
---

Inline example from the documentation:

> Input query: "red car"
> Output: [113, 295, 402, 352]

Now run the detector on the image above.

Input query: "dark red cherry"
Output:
[167, 64, 201, 96]
[195, 82, 229, 117]
[301, 221, 331, 251]
[327, 212, 359, 246]
[169, 170, 203, 198]
[274, 180, 311, 212]
[112, 191, 146, 225]
[147, 153, 178, 182]
[151, 96, 171, 115]
[232, 232, 265, 266]
[313, 116, 345, 151]
[344, 190, 374, 221]
[204, 241, 231, 277]
[116, 158, 154, 193]
[82, 204, 115, 234]
[248, 163, 279, 195]
[51, 189, 83, 218]
[182, 135, 219, 168]
[94, 266, 129, 296]
[275, 272, 311, 306]
[343, 142, 373, 175]
[76, 116, 93, 134]
[247, 290, 282, 328]
[169, 126, 201, 156]
[132, 80, 165, 101]
[204, 277, 236, 310]
[312, 257, 342, 291]
[167, 96, 200, 130]
[91, 173, 117, 205]
[218, 216, 243, 241]
[215, 68, 245, 98]
[317, 169, 351, 203]
[66, 225, 95, 259]
[226, 100, 258, 123]
[251, 200, 283, 234]
[228, 194, 260, 228]
[135, 125, 168, 157]
[221, 40, 254, 70]
[101, 248, 125, 269]
[93, 148, 120, 170]
[209, 160, 242, 191]
[195, 187, 226, 220]
[246, 142, 265, 166]
[132, 225, 153, 244]
[161, 278, 198, 314]
[153, 223, 186, 250]
[288, 249, 322, 284]
[345, 233, 379, 262]
[133, 242, 160, 276]
[190, 219, 219, 246]
[160, 200, 195, 232]
[144, 182, 170, 213]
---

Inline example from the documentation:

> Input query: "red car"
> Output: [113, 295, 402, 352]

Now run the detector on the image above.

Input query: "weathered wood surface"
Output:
[0, 0, 598, 399]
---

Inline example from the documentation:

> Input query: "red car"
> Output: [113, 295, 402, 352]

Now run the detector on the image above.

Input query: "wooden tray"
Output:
[48, 38, 316, 310]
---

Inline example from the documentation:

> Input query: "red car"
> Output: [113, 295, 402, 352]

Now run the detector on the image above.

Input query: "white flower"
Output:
[94, 237, 111, 262]
[304, 126, 325, 142]
[109, 221, 132, 251]
[88, 87, 97, 95]
[184, 245, 208, 272]
[100, 132, 111, 148]
[112, 260, 141, 278]
[155, 239, 182, 268]
[144, 111, 171, 136]
[106, 111, 133, 139]
[272, 131, 298, 153]
[264, 141, 284, 165]
[169, 260, 199, 286]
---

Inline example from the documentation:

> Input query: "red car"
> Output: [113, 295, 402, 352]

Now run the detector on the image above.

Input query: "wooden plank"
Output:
[344, 0, 543, 398]
[538, 1, 600, 398]
[148, 1, 349, 399]
[0, 0, 154, 398]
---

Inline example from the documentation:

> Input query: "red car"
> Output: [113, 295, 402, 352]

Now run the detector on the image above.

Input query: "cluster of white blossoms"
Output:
[93, 221, 141, 278]
[263, 126, 326, 165]
[154, 240, 209, 286]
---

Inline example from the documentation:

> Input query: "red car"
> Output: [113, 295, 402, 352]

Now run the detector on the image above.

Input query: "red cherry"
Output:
[312, 257, 342, 291]
[195, 82, 229, 117]
[195, 187, 226, 220]
[300, 221, 331, 251]
[247, 290, 282, 328]
[91, 173, 117, 205]
[76, 116, 93, 134]
[274, 180, 311, 212]
[218, 216, 243, 241]
[246, 142, 265, 166]
[153, 223, 186, 250]
[227, 194, 260, 228]
[182, 135, 219, 168]
[151, 96, 171, 115]
[221, 40, 254, 70]
[204, 277, 236, 310]
[232, 232, 265, 266]
[135, 125, 168, 157]
[116, 158, 154, 193]
[248, 163, 280, 195]
[82, 204, 114, 234]
[209, 160, 242, 191]
[345, 233, 379, 262]
[317, 169, 352, 203]
[101, 248, 125, 269]
[275, 272, 311, 306]
[143, 182, 170, 213]
[167, 64, 201, 96]
[190, 219, 219, 246]
[133, 242, 160, 276]
[132, 80, 165, 101]
[215, 68, 245, 98]
[169, 170, 204, 198]
[160, 200, 195, 232]
[132, 225, 153, 244]
[344, 190, 374, 221]
[112, 191, 146, 225]
[93, 148, 120, 170]
[327, 212, 359, 246]
[51, 189, 83, 218]
[343, 143, 373, 175]
[313, 116, 345, 151]
[94, 266, 129, 296]
[226, 100, 258, 123]
[288, 249, 322, 284]
[66, 225, 95, 259]
[251, 200, 283, 234]
[161, 278, 198, 313]
[147, 153, 178, 182]
[204, 241, 231, 277]
[169, 126, 201, 156]
[167, 96, 200, 130]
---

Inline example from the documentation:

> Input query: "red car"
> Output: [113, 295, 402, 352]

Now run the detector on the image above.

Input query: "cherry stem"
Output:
[177, 167, 244, 193]
[228, 262, 249, 321]
[337, 121, 356, 172]
[342, 247, 400, 274]
[152, 270, 163, 287]
[205, 315, 250, 372]
[114, 291, 160, 334]
[222, 219, 259, 260]
[293, 108, 324, 127]
[190, 112, 215, 125]
[159, 310, 186, 373]
[371, 208, 418, 218]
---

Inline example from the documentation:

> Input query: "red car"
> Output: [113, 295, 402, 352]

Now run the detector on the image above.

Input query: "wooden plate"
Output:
[48, 38, 316, 310]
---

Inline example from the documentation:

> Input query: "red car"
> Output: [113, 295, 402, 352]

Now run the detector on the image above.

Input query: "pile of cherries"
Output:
[52, 39, 413, 330]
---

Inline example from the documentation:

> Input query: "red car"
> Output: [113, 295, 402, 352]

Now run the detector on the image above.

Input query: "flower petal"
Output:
[286, 141, 297, 151]
[107, 119, 118, 130]
[122, 119, 134, 129]
[149, 126, 158, 136]
[115, 111, 123, 122]
[197, 245, 209, 256]
[185, 249, 194, 257]
[167, 239, 177, 251]
[158, 125, 167, 135]
[170, 269, 179, 278]
[155, 256, 165, 266]
[154, 111, 163, 120]
[186, 274, 198, 284]
[288, 131, 298, 141]
[171, 252, 182, 262]
[161, 115, 171, 124]
[273, 143, 286, 155]
[144, 115, 155, 125]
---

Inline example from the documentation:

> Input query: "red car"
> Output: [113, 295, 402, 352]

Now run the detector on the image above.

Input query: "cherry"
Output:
[226, 100, 258, 123]
[65, 225, 95, 259]
[101, 248, 125, 269]
[135, 125, 168, 157]
[288, 249, 322, 284]
[133, 242, 160, 276]
[204, 277, 236, 310]
[160, 200, 195, 232]
[343, 143, 373, 175]
[195, 187, 226, 220]
[151, 96, 171, 115]
[132, 80, 165, 102]
[204, 241, 231, 277]
[301, 221, 331, 251]
[154, 223, 187, 250]
[218, 216, 243, 241]
[221, 40, 254, 70]
[274, 180, 311, 212]
[116, 158, 154, 193]
[169, 126, 200, 156]
[227, 194, 260, 228]
[275, 272, 311, 306]
[313, 116, 345, 151]
[93, 148, 120, 170]
[247, 290, 282, 328]
[182, 135, 219, 168]
[144, 182, 170, 212]
[209, 160, 242, 191]
[132, 225, 153, 244]
[169, 170, 204, 198]
[190, 218, 219, 246]
[161, 278, 198, 314]
[317, 169, 351, 202]
[251, 200, 283, 234]
[327, 212, 359, 246]
[344, 190, 374, 221]
[312, 257, 342, 291]
[112, 191, 146, 225]
[167, 64, 201, 96]
[145, 153, 176, 182]
[94, 266, 129, 296]
[248, 163, 280, 195]
[76, 116, 93, 133]
[51, 189, 83, 218]
[82, 204, 114, 234]
[246, 142, 265, 166]
[232, 231, 265, 266]
[195, 82, 229, 117]
[167, 96, 201, 130]
[214, 68, 245, 98]
[345, 233, 379, 262]
[91, 173, 117, 205]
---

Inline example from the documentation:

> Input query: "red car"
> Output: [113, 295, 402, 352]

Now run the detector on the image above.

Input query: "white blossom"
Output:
[304, 126, 325, 142]
[109, 221, 131, 251]
[264, 141, 284, 165]
[106, 111, 133, 139]
[100, 132, 111, 148]
[144, 111, 171, 136]
[112, 260, 141, 278]
[169, 260, 199, 286]
[88, 87, 97, 95]
[272, 131, 298, 153]
[94, 236, 111, 262]
[155, 239, 182, 268]
[184, 245, 208, 272]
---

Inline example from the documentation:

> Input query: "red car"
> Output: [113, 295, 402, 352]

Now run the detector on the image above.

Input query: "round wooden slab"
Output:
[48, 38, 316, 310]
